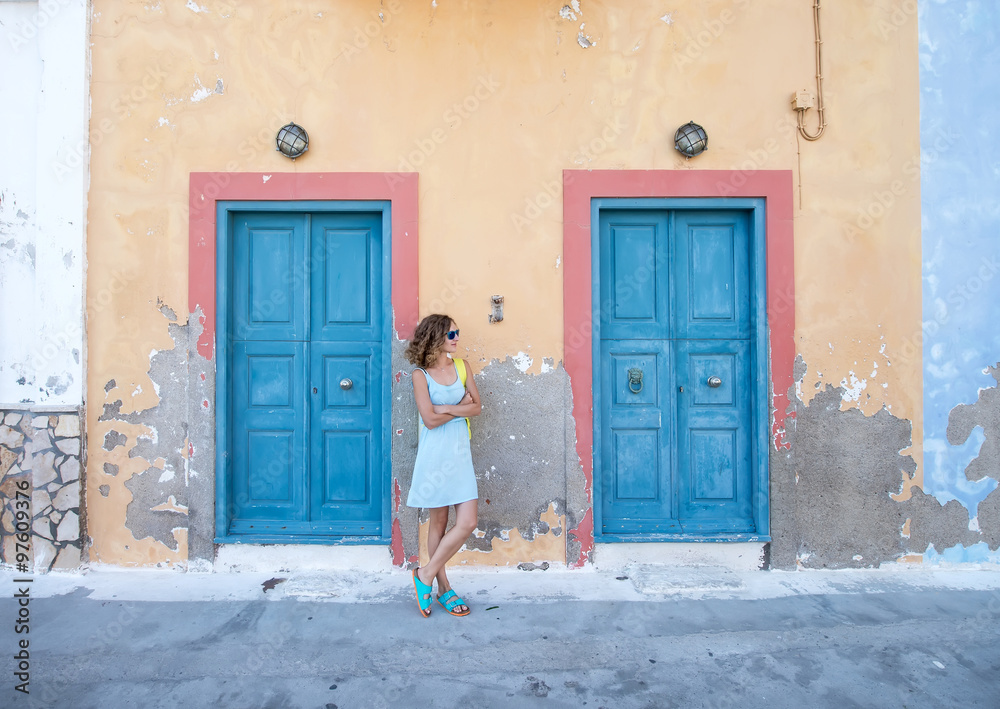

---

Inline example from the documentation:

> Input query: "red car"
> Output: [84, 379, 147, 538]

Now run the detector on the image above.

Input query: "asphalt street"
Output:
[2, 566, 998, 709]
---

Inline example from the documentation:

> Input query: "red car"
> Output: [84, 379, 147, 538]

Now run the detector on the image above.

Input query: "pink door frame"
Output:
[188, 171, 419, 562]
[562, 169, 795, 567]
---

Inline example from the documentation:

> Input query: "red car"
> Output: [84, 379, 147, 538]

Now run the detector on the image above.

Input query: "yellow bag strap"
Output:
[454, 358, 472, 439]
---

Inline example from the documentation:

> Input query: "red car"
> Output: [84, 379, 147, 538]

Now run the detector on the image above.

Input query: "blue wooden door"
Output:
[598, 208, 754, 537]
[229, 210, 384, 538]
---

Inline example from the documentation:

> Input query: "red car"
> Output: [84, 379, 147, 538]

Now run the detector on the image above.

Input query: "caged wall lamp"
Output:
[674, 121, 708, 158]
[276, 122, 309, 159]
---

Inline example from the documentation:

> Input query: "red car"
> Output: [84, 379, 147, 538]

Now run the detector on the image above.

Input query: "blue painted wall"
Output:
[920, 1, 1000, 536]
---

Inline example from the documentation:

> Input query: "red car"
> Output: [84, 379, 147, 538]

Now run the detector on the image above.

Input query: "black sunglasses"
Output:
[446, 329, 460, 340]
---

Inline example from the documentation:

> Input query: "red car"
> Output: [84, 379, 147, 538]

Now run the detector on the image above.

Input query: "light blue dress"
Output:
[406, 364, 478, 509]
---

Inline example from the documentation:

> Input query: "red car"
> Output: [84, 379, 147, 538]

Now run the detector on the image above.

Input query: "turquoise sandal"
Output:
[437, 589, 470, 616]
[412, 569, 433, 618]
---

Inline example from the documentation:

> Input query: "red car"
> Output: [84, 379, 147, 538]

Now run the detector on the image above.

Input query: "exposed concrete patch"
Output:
[389, 337, 419, 567]
[946, 364, 1000, 489]
[103, 430, 126, 451]
[392, 353, 582, 567]
[976, 486, 1000, 550]
[471, 357, 574, 562]
[433, 504, 566, 568]
[771, 360, 999, 569]
[944, 363, 1000, 550]
[902, 490, 980, 553]
[770, 383, 917, 569]
[93, 307, 214, 564]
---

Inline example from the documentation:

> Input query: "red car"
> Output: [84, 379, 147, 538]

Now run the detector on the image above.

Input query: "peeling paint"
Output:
[87, 308, 214, 566]
[771, 364, 999, 569]
[393, 353, 583, 567]
[420, 504, 565, 568]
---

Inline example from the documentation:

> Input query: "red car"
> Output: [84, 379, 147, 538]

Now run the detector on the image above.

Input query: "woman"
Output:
[405, 314, 482, 617]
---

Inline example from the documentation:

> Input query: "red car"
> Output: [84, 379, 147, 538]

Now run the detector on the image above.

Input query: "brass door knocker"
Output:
[627, 367, 643, 394]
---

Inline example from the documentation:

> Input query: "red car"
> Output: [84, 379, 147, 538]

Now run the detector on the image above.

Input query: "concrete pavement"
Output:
[2, 565, 999, 708]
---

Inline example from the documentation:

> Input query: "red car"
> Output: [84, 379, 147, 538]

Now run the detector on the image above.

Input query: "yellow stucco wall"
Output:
[86, 0, 921, 564]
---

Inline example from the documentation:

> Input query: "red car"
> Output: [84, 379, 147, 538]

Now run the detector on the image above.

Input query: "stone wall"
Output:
[0, 409, 83, 572]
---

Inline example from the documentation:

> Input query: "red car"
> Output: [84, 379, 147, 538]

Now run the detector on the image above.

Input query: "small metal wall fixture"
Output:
[674, 121, 708, 158]
[276, 122, 309, 159]
[489, 295, 504, 323]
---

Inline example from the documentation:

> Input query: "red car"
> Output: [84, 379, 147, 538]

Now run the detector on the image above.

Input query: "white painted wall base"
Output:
[213, 542, 768, 574]
[592, 542, 768, 573]
[214, 544, 394, 574]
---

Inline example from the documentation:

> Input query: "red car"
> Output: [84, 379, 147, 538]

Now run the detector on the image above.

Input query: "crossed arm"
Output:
[412, 368, 483, 430]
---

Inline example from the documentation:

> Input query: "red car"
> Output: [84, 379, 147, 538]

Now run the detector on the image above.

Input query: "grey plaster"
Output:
[770, 384, 916, 569]
[946, 364, 1000, 489]
[102, 310, 215, 560]
[976, 486, 1000, 550]
[389, 337, 419, 564]
[470, 357, 573, 553]
[183, 308, 216, 563]
[391, 352, 580, 565]
[103, 430, 126, 451]
[561, 362, 588, 566]
[770, 364, 999, 569]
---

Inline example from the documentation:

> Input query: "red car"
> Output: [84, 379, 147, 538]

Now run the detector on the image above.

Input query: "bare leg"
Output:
[417, 499, 478, 612]
[426, 506, 452, 593]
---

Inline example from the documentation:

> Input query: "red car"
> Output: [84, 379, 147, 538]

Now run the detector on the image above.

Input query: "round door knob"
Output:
[707, 376, 722, 388]
[340, 378, 353, 390]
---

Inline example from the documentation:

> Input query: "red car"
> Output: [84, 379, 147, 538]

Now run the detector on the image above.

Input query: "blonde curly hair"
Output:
[404, 314, 454, 369]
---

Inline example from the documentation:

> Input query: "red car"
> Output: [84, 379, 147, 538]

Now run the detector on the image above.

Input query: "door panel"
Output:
[613, 430, 660, 499]
[226, 209, 384, 539]
[675, 339, 753, 530]
[672, 210, 750, 340]
[598, 207, 757, 538]
[599, 340, 674, 533]
[599, 210, 671, 341]
[309, 338, 382, 531]
[232, 213, 307, 341]
[311, 212, 382, 342]
[323, 432, 370, 503]
[231, 341, 308, 522]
